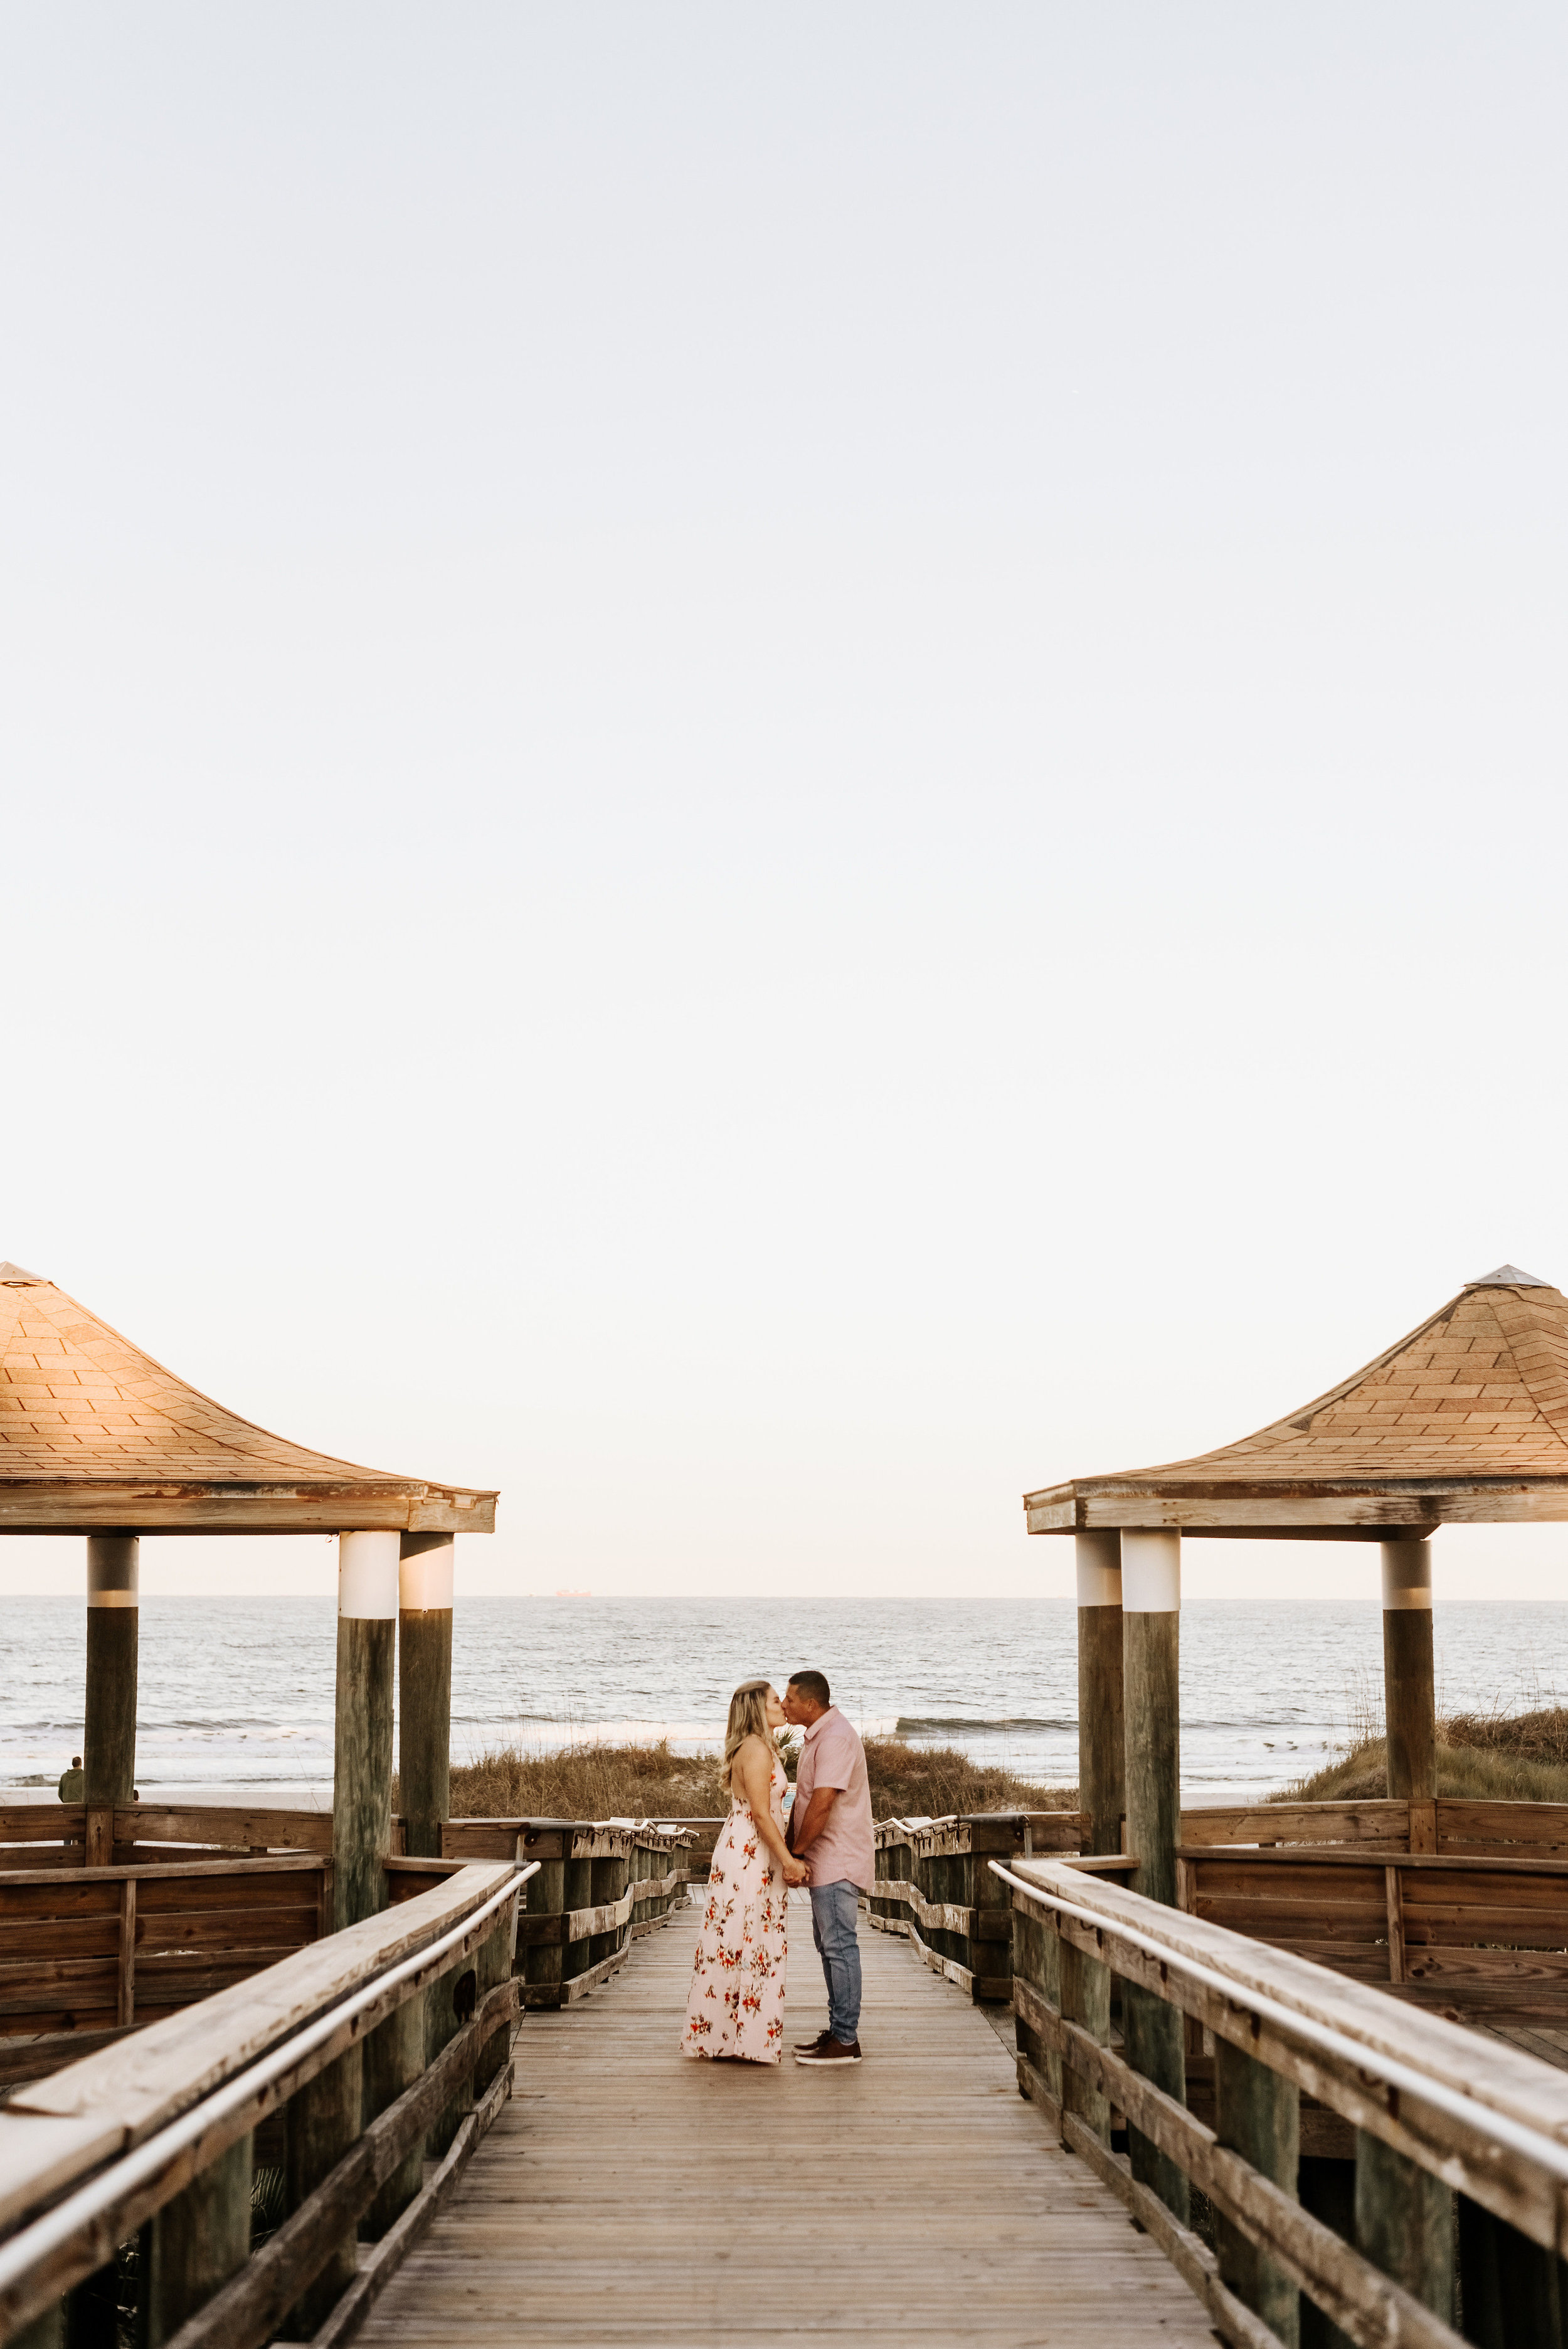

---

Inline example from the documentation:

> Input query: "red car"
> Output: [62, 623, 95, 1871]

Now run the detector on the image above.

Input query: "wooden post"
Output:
[283, 2046, 363, 2334]
[332, 1530, 398, 1933]
[1121, 1528, 1188, 2222]
[1355, 2130, 1453, 2323]
[147, 2134, 254, 2346]
[361, 1990, 425, 2236]
[1456, 2195, 1562, 2348]
[1214, 2040, 1300, 2344]
[1059, 1935, 1111, 2148]
[84, 1536, 138, 1867]
[521, 1826, 567, 2007]
[590, 1843, 627, 1972]
[474, 1901, 515, 2099]
[1381, 1540, 1436, 1832]
[563, 1831, 592, 1988]
[398, 1535, 453, 1860]
[1076, 1529, 1125, 1855]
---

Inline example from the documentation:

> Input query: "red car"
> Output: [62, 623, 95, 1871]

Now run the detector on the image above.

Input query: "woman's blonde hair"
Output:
[721, 1678, 780, 1793]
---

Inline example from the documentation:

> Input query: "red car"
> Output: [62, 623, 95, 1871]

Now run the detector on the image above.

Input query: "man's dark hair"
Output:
[788, 1670, 830, 1707]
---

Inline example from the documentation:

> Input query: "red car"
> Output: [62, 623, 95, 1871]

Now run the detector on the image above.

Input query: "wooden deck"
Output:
[361, 1892, 1217, 2348]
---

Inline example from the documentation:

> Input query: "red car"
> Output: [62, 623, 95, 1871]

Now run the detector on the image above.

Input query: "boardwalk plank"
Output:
[361, 1893, 1217, 2345]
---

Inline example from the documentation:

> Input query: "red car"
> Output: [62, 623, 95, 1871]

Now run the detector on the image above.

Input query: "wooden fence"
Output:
[1003, 1850, 1568, 2349]
[0, 1806, 334, 1872]
[0, 1855, 331, 2079]
[1179, 1842, 1568, 2021]
[867, 1813, 1086, 2003]
[0, 1860, 527, 2349]
[436, 1820, 697, 2009]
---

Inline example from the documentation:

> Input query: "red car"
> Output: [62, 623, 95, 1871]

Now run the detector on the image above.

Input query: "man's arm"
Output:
[791, 1783, 838, 1856]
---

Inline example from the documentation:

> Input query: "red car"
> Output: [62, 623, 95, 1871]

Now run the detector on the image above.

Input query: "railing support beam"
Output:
[148, 2134, 253, 2347]
[1353, 2129, 1453, 2326]
[1214, 2040, 1299, 2346]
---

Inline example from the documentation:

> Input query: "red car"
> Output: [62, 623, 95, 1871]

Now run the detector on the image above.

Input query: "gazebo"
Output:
[1027, 1263, 1568, 1862]
[0, 1261, 497, 1922]
[1024, 1262, 1568, 2214]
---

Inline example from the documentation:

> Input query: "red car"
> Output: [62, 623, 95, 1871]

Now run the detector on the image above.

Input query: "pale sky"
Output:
[4, 6, 1566, 1604]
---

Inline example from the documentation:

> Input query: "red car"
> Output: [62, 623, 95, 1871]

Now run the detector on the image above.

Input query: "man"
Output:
[782, 1670, 874, 2066]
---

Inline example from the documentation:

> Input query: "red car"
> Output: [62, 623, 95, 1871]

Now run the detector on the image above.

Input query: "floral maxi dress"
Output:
[681, 1756, 788, 2063]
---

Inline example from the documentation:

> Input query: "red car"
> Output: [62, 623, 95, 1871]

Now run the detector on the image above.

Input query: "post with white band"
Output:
[1120, 1528, 1189, 2224]
[332, 1530, 400, 1933]
[84, 1535, 139, 1865]
[1380, 1537, 1436, 1812]
[1075, 1530, 1124, 1856]
[398, 1535, 455, 1860]
[289, 1529, 400, 2331]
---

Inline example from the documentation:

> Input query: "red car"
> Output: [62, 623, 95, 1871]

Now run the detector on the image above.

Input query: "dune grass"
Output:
[445, 1734, 1074, 1823]
[1276, 1705, 1568, 1806]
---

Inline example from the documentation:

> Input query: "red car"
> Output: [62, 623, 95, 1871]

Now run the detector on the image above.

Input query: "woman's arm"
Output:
[736, 1737, 806, 1880]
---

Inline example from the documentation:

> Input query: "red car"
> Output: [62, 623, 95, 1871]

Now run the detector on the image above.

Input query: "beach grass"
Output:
[1275, 1705, 1568, 1805]
[445, 1734, 1074, 1822]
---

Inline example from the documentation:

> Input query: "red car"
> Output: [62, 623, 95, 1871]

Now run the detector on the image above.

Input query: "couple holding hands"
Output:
[681, 1670, 874, 2069]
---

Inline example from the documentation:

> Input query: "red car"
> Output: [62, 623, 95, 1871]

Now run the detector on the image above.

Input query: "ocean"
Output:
[5, 1594, 1565, 1811]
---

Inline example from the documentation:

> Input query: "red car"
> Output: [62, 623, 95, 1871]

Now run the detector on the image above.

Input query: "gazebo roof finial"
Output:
[1467, 1263, 1550, 1288]
[0, 1263, 46, 1285]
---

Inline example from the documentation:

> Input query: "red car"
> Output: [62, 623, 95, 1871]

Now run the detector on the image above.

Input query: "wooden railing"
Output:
[0, 1860, 527, 2349]
[435, 1820, 696, 2009]
[0, 1855, 332, 2081]
[1002, 1851, 1568, 2349]
[1180, 1797, 1568, 1860]
[1179, 1840, 1568, 2023]
[867, 1813, 1086, 2003]
[0, 1806, 335, 1872]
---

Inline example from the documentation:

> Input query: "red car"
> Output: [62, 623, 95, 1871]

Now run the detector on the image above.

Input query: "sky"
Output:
[3, 4, 1566, 1604]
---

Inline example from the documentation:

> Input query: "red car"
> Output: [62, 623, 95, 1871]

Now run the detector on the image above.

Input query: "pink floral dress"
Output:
[681, 1754, 788, 2064]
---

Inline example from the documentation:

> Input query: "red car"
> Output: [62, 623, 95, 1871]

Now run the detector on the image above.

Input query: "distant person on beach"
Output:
[783, 1670, 874, 2067]
[681, 1680, 807, 2063]
[58, 1755, 84, 1802]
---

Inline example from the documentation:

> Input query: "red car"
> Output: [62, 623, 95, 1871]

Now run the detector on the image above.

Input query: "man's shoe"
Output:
[792, 2030, 831, 2054]
[794, 2036, 862, 2065]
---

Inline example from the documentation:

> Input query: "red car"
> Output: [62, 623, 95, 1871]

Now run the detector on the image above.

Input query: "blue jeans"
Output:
[808, 1879, 862, 2045]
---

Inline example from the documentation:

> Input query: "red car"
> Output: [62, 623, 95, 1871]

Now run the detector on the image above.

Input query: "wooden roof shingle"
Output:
[1025, 1268, 1568, 1539]
[0, 1267, 495, 1535]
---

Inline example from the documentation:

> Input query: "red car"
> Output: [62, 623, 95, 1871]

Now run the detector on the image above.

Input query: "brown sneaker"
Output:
[792, 2030, 831, 2054]
[794, 2036, 862, 2065]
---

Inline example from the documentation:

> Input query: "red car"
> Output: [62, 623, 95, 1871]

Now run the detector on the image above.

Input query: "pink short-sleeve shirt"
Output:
[793, 1706, 875, 1894]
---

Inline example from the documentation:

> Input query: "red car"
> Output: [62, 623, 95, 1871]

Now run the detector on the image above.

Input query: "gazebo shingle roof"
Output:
[0, 1265, 495, 1535]
[1025, 1268, 1568, 1539]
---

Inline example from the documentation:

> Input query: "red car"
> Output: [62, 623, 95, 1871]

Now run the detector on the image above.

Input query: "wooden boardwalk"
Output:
[361, 1893, 1216, 2348]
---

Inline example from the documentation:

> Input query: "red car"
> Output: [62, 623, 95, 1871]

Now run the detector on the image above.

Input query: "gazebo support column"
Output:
[83, 1536, 139, 1867]
[1381, 1537, 1436, 1850]
[1121, 1528, 1188, 2222]
[333, 1530, 398, 1932]
[1075, 1530, 1124, 1855]
[398, 1535, 454, 1860]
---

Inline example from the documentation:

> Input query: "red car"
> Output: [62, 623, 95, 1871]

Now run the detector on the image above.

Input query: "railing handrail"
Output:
[996, 1859, 1568, 2180]
[997, 1853, 1568, 2264]
[0, 1862, 522, 2224]
[0, 1852, 326, 1889]
[0, 1860, 533, 2336]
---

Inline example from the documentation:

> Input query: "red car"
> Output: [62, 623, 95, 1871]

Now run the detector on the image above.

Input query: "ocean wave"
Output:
[894, 1715, 1076, 1735]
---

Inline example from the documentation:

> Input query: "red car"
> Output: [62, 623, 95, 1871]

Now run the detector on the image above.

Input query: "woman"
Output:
[682, 1679, 807, 2063]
